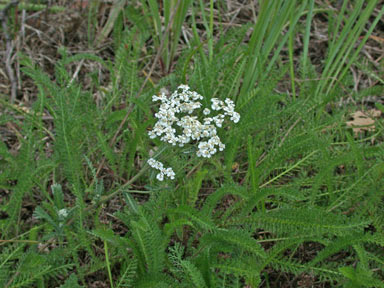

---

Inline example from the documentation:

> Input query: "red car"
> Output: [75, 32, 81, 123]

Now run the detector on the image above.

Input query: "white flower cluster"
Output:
[147, 85, 240, 180]
[57, 208, 68, 218]
[57, 208, 68, 227]
[147, 158, 175, 181]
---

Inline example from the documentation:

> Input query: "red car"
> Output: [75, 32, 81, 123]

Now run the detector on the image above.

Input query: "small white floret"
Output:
[156, 173, 164, 181]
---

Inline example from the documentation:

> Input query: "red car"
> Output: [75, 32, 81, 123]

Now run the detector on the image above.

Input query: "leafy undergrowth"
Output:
[1, 1, 384, 287]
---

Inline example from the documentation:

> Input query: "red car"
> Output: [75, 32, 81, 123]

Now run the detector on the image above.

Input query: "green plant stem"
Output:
[288, 16, 296, 99]
[98, 1, 182, 180]
[104, 240, 114, 288]
[260, 150, 317, 188]
[208, 0, 214, 63]
[0, 3, 65, 12]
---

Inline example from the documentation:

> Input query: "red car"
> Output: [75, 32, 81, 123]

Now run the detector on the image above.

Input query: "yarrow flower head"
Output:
[148, 85, 240, 179]
[58, 208, 68, 218]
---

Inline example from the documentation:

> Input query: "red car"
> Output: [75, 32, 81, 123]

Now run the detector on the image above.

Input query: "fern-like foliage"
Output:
[0, 245, 73, 288]
[169, 243, 208, 288]
[115, 258, 138, 288]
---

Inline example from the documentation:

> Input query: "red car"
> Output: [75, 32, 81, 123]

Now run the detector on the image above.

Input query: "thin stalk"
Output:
[208, 0, 214, 63]
[104, 240, 114, 288]
[302, 0, 314, 77]
[0, 3, 65, 12]
[288, 18, 296, 99]
[94, 0, 182, 179]
[191, 6, 208, 69]
[260, 150, 317, 188]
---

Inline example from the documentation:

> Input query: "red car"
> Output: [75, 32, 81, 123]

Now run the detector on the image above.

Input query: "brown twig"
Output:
[0, 0, 19, 103]
[0, 239, 40, 244]
[5, 271, 20, 288]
